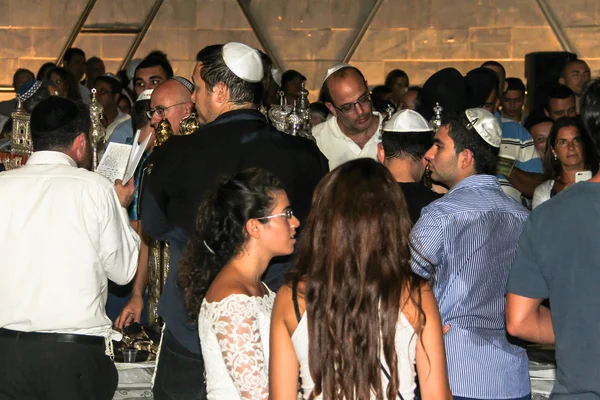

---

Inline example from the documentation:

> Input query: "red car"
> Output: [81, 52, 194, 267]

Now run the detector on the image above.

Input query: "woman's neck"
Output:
[560, 164, 585, 184]
[226, 248, 271, 287]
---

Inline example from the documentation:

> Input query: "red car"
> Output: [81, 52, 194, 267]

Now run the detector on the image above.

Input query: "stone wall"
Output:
[0, 0, 599, 101]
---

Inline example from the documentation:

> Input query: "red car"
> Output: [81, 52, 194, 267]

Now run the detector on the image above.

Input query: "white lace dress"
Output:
[198, 287, 275, 400]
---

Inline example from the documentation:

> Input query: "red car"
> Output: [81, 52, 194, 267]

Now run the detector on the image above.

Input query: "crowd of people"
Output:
[0, 40, 599, 400]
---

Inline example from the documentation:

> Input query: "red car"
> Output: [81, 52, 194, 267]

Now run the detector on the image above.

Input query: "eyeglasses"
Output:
[256, 209, 294, 221]
[97, 89, 114, 96]
[146, 102, 188, 119]
[333, 92, 371, 114]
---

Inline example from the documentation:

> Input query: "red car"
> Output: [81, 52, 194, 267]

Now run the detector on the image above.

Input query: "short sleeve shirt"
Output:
[508, 182, 600, 398]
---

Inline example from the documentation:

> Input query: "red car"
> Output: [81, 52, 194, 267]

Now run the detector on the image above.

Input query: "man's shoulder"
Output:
[501, 119, 533, 141]
[312, 116, 338, 138]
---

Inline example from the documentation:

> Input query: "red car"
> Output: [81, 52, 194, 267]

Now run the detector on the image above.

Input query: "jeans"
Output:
[152, 327, 207, 400]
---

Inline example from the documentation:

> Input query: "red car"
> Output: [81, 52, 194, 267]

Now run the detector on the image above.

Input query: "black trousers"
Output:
[152, 327, 207, 400]
[0, 335, 117, 400]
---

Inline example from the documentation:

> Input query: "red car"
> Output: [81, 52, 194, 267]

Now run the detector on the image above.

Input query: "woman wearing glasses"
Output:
[178, 168, 299, 400]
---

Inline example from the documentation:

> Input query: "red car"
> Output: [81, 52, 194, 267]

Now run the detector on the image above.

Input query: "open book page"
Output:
[96, 142, 132, 182]
[122, 130, 151, 184]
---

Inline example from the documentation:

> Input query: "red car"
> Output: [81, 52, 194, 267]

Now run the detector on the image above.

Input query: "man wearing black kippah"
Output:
[0, 97, 140, 399]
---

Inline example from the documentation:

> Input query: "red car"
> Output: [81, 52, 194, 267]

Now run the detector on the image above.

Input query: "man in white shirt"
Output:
[95, 73, 131, 142]
[313, 64, 381, 170]
[0, 96, 139, 399]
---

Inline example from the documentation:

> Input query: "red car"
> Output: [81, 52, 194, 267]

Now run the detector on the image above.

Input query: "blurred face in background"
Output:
[530, 121, 552, 158]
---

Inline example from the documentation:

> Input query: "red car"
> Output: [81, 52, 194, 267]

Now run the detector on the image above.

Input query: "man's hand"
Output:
[115, 179, 135, 208]
[114, 294, 144, 330]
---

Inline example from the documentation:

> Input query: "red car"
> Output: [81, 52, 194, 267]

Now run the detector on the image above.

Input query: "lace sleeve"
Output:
[211, 296, 269, 400]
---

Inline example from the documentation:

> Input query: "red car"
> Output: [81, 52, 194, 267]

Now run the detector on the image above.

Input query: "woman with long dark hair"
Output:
[178, 168, 299, 400]
[47, 66, 82, 102]
[269, 158, 451, 400]
[532, 116, 598, 209]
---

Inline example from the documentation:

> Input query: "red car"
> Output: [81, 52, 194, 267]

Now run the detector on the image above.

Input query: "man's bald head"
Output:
[149, 78, 195, 135]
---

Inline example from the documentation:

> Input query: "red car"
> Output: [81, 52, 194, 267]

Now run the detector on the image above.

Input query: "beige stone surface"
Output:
[289, 0, 331, 30]
[86, 0, 115, 25]
[9, 0, 50, 28]
[197, 0, 251, 30]
[566, 27, 600, 58]
[101, 35, 137, 60]
[1, 0, 600, 94]
[153, 0, 196, 29]
[269, 29, 356, 62]
[410, 29, 469, 60]
[135, 29, 190, 61]
[329, 0, 375, 29]
[353, 29, 409, 61]
[350, 61, 384, 86]
[19, 58, 54, 78]
[114, 0, 154, 25]
[0, 30, 33, 58]
[511, 27, 562, 59]
[188, 30, 262, 59]
[49, 0, 85, 28]
[31, 29, 70, 58]
[468, 28, 511, 60]
[546, 0, 599, 27]
[371, 0, 428, 30]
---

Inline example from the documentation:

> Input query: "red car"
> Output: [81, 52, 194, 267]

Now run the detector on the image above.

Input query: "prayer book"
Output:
[96, 130, 150, 184]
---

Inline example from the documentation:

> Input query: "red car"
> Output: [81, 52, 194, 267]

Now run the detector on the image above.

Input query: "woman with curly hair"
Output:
[269, 158, 451, 400]
[178, 168, 299, 400]
[47, 66, 82, 102]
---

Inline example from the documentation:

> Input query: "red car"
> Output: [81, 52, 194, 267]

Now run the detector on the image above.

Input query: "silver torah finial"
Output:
[430, 102, 443, 131]
[89, 88, 106, 170]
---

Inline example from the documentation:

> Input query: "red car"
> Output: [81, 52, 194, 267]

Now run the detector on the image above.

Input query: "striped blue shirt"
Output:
[410, 174, 530, 399]
[496, 115, 543, 206]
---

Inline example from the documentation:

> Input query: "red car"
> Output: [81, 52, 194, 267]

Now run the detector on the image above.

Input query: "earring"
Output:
[554, 154, 557, 161]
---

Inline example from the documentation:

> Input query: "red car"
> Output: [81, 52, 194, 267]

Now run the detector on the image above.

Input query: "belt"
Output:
[0, 328, 105, 346]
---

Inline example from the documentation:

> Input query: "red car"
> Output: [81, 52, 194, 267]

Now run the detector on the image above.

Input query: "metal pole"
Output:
[56, 0, 97, 66]
[119, 0, 164, 71]
[535, 0, 575, 54]
[343, 0, 384, 63]
[235, 0, 283, 72]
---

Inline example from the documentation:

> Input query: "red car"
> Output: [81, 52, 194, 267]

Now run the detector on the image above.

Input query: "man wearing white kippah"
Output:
[313, 63, 382, 170]
[142, 42, 327, 399]
[410, 109, 531, 400]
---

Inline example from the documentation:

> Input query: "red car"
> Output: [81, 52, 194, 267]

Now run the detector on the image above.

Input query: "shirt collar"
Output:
[26, 151, 77, 167]
[448, 174, 500, 194]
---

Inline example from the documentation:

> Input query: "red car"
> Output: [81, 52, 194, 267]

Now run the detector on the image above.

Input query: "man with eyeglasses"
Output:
[147, 76, 196, 135]
[313, 63, 381, 170]
[94, 74, 130, 143]
[141, 42, 327, 400]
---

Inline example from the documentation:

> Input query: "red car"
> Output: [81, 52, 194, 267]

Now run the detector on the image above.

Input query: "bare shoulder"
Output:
[400, 281, 436, 333]
[204, 272, 253, 303]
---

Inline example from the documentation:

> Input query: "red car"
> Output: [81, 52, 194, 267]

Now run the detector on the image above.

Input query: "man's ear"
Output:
[324, 102, 338, 118]
[544, 108, 550, 118]
[459, 148, 475, 170]
[377, 142, 385, 163]
[72, 132, 87, 159]
[558, 77, 566, 86]
[212, 82, 229, 106]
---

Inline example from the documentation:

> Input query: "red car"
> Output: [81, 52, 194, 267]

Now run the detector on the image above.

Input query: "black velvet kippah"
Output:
[30, 96, 79, 135]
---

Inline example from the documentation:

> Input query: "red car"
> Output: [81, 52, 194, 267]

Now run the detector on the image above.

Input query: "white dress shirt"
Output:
[312, 112, 382, 170]
[0, 151, 140, 339]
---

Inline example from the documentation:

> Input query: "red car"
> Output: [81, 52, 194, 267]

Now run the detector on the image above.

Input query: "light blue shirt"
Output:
[107, 119, 134, 145]
[410, 174, 530, 399]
